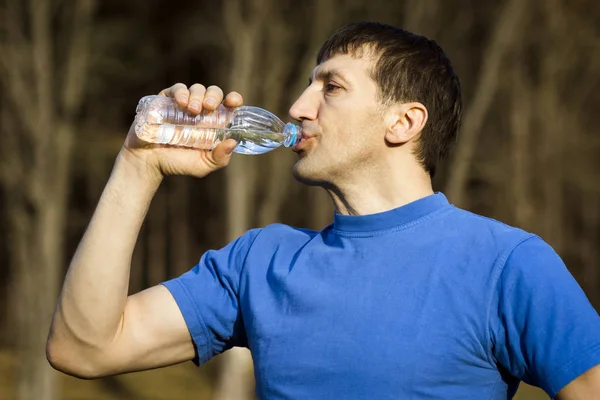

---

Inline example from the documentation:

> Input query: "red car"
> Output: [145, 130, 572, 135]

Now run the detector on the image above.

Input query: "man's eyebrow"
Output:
[308, 69, 350, 86]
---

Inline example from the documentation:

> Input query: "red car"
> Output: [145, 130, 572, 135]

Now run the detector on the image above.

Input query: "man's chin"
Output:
[292, 160, 322, 187]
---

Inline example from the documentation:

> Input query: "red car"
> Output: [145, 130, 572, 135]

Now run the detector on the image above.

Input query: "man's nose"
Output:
[289, 87, 318, 122]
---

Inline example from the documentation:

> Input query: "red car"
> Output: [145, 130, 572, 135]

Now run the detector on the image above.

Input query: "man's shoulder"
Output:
[260, 222, 320, 235]
[244, 223, 321, 249]
[253, 222, 321, 240]
[446, 205, 532, 236]
[440, 205, 537, 254]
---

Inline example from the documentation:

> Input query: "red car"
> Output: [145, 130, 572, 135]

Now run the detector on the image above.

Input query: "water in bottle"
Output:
[134, 95, 301, 155]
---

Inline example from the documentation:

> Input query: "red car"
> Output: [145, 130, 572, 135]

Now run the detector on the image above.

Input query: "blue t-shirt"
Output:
[162, 192, 600, 399]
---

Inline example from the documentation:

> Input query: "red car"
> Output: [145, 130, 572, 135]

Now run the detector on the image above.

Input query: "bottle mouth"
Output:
[283, 123, 301, 147]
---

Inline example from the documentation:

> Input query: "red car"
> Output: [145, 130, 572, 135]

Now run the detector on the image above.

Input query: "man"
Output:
[47, 22, 600, 399]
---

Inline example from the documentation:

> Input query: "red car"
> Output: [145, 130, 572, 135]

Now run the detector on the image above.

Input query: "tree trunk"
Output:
[6, 122, 74, 400]
[213, 1, 265, 399]
[536, 0, 569, 254]
[12, 201, 65, 400]
[0, 1, 96, 398]
[445, 0, 528, 208]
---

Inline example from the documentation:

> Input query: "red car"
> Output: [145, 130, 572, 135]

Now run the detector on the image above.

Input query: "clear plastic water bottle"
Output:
[134, 95, 301, 155]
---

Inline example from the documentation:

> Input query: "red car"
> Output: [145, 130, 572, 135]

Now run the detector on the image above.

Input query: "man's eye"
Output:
[324, 83, 341, 93]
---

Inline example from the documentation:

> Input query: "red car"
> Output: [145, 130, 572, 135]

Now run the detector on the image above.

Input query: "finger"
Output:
[159, 82, 186, 98]
[211, 138, 237, 167]
[188, 83, 206, 114]
[203, 85, 224, 111]
[159, 83, 189, 107]
[223, 91, 244, 108]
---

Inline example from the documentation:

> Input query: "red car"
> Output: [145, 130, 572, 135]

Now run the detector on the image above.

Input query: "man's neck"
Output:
[323, 164, 434, 216]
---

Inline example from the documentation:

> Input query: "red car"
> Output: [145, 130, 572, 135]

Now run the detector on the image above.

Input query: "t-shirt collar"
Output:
[333, 192, 450, 233]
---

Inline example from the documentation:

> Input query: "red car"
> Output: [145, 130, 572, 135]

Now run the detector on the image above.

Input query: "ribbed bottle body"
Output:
[134, 96, 299, 154]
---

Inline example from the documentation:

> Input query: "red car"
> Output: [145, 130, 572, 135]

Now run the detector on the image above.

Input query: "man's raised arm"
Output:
[46, 84, 241, 378]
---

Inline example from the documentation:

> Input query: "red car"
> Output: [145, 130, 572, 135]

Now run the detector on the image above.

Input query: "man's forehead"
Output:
[310, 53, 376, 81]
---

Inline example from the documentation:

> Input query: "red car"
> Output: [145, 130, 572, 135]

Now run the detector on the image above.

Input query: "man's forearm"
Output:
[49, 151, 162, 351]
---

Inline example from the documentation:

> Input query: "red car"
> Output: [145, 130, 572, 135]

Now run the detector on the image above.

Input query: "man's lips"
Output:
[292, 129, 316, 152]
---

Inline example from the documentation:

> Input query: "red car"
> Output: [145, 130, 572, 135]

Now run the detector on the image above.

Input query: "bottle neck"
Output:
[283, 123, 300, 147]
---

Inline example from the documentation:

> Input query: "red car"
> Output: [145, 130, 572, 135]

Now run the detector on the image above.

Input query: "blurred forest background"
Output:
[0, 0, 599, 399]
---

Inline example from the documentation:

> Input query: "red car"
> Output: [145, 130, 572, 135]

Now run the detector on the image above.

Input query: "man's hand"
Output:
[120, 83, 243, 181]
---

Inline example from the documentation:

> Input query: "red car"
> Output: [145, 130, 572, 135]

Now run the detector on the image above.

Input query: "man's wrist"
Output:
[102, 149, 164, 210]
[114, 148, 164, 190]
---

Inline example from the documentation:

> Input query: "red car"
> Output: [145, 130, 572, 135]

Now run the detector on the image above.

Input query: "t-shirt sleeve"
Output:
[161, 228, 261, 365]
[490, 235, 600, 397]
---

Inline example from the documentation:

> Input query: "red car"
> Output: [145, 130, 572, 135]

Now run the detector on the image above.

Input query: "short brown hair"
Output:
[317, 22, 462, 177]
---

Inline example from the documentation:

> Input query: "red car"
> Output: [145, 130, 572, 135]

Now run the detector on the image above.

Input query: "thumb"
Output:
[211, 139, 238, 167]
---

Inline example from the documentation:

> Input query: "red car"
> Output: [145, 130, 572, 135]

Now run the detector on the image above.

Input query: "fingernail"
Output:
[226, 147, 235, 155]
[189, 101, 200, 111]
[177, 95, 188, 104]
[205, 98, 216, 107]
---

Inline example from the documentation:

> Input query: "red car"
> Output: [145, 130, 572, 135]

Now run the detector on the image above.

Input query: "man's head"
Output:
[289, 22, 461, 186]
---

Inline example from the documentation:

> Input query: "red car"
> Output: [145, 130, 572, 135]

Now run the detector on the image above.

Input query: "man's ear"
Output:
[385, 102, 428, 144]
